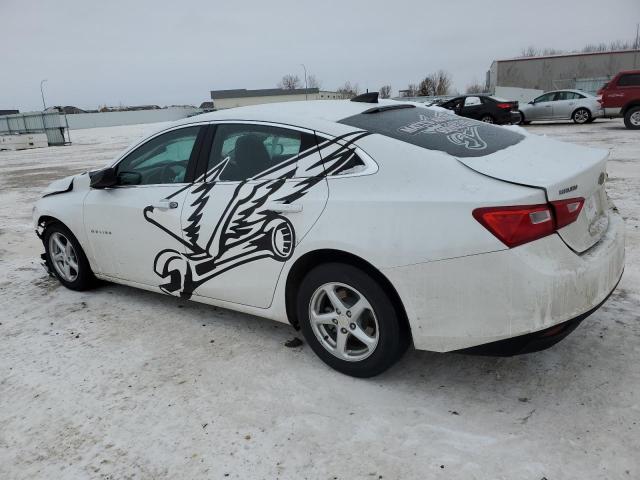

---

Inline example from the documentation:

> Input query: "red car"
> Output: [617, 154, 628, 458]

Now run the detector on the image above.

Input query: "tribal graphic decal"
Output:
[143, 130, 370, 299]
[398, 112, 488, 150]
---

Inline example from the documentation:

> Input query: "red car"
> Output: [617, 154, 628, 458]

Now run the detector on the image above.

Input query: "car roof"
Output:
[542, 89, 590, 95]
[174, 100, 411, 129]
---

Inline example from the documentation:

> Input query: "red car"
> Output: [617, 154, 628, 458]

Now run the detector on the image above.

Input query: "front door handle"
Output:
[151, 199, 179, 210]
[266, 202, 302, 213]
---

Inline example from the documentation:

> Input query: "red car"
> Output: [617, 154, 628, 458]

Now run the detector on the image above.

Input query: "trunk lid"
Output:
[458, 134, 610, 253]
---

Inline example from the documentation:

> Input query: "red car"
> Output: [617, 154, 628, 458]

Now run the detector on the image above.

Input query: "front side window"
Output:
[534, 93, 555, 103]
[207, 124, 315, 181]
[116, 126, 201, 185]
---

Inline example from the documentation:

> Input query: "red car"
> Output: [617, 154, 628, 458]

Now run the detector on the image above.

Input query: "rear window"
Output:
[339, 107, 524, 158]
[617, 73, 640, 87]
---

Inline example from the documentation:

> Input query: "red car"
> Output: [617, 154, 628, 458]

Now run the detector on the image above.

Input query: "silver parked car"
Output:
[518, 89, 603, 125]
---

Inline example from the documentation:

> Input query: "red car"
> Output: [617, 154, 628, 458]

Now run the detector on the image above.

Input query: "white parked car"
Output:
[518, 89, 604, 124]
[34, 95, 624, 377]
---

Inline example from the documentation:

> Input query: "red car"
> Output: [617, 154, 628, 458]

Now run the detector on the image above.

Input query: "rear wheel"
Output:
[624, 106, 640, 129]
[517, 111, 530, 125]
[297, 263, 409, 377]
[44, 223, 96, 290]
[480, 114, 494, 124]
[572, 108, 591, 124]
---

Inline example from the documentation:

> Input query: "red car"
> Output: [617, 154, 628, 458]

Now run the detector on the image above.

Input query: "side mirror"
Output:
[90, 167, 118, 189]
[528, 100, 534, 104]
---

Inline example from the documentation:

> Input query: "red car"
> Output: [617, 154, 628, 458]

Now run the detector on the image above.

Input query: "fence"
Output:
[0, 111, 68, 146]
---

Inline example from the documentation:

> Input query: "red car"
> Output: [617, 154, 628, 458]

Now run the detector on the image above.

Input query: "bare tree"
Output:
[465, 80, 486, 94]
[418, 76, 436, 96]
[433, 70, 452, 96]
[398, 84, 417, 97]
[379, 85, 392, 98]
[278, 74, 301, 90]
[520, 45, 540, 57]
[336, 81, 359, 98]
[520, 38, 636, 58]
[307, 74, 321, 89]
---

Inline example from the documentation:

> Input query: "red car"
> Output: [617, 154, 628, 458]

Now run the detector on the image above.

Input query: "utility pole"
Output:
[300, 64, 308, 100]
[40, 79, 48, 111]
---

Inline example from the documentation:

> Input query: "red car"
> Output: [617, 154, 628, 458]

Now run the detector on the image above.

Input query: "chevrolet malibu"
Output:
[33, 94, 625, 377]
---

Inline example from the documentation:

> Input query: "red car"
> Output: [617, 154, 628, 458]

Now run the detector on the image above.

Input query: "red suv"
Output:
[599, 70, 640, 129]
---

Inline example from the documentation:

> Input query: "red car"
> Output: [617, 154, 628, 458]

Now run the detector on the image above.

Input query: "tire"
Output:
[586, 117, 596, 123]
[43, 222, 96, 291]
[624, 106, 640, 129]
[517, 111, 531, 125]
[572, 108, 591, 124]
[480, 114, 494, 124]
[297, 263, 409, 377]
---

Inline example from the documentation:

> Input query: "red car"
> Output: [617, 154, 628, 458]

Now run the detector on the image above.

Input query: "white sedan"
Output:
[33, 94, 625, 377]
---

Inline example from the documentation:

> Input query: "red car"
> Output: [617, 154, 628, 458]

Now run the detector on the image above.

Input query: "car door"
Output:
[551, 91, 575, 119]
[461, 96, 484, 120]
[163, 122, 330, 308]
[83, 125, 205, 287]
[528, 92, 555, 120]
[440, 97, 464, 116]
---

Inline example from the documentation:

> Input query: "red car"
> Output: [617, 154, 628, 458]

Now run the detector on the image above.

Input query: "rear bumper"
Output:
[604, 107, 622, 117]
[458, 270, 622, 356]
[383, 209, 625, 352]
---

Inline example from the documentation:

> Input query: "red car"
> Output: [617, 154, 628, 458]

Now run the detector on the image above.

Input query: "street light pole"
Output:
[40, 79, 48, 111]
[300, 64, 308, 100]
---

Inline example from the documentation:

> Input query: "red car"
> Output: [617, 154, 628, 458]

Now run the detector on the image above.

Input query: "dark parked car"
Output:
[438, 95, 519, 124]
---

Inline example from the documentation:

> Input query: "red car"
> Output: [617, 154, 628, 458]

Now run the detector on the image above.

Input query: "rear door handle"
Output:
[266, 202, 302, 213]
[151, 199, 179, 210]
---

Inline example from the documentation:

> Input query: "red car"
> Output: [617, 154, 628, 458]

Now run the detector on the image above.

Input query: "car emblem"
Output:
[598, 172, 606, 185]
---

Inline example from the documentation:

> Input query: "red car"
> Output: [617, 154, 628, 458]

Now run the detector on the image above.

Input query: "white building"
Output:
[210, 88, 346, 109]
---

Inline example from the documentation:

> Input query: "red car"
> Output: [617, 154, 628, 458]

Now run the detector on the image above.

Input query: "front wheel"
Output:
[624, 106, 640, 129]
[572, 108, 591, 124]
[44, 223, 96, 290]
[297, 263, 409, 377]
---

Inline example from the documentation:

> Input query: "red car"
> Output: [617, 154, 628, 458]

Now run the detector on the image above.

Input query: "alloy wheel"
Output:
[49, 232, 79, 282]
[574, 109, 589, 124]
[631, 111, 640, 127]
[308, 282, 379, 362]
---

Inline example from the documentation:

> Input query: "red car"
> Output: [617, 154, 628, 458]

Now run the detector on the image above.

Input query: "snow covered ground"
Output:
[0, 119, 638, 479]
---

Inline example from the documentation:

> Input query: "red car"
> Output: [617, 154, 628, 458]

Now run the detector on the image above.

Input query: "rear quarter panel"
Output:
[300, 133, 547, 269]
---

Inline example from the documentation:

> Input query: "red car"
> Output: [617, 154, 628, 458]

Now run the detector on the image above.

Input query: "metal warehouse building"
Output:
[488, 49, 640, 94]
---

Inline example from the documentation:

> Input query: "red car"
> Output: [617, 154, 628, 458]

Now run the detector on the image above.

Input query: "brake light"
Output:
[496, 103, 513, 110]
[551, 198, 585, 229]
[473, 198, 584, 248]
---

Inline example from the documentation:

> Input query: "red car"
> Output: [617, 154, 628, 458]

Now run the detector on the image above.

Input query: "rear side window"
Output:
[207, 124, 315, 181]
[617, 74, 640, 87]
[339, 107, 524, 158]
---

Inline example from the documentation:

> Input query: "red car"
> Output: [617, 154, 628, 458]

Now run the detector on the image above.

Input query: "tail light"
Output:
[473, 198, 584, 248]
[551, 198, 585, 229]
[496, 103, 514, 110]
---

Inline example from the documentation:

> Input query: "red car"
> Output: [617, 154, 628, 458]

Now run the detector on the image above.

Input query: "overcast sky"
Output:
[2, 0, 639, 111]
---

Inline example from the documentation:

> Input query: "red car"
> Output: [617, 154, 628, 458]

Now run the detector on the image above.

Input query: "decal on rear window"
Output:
[339, 107, 524, 157]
